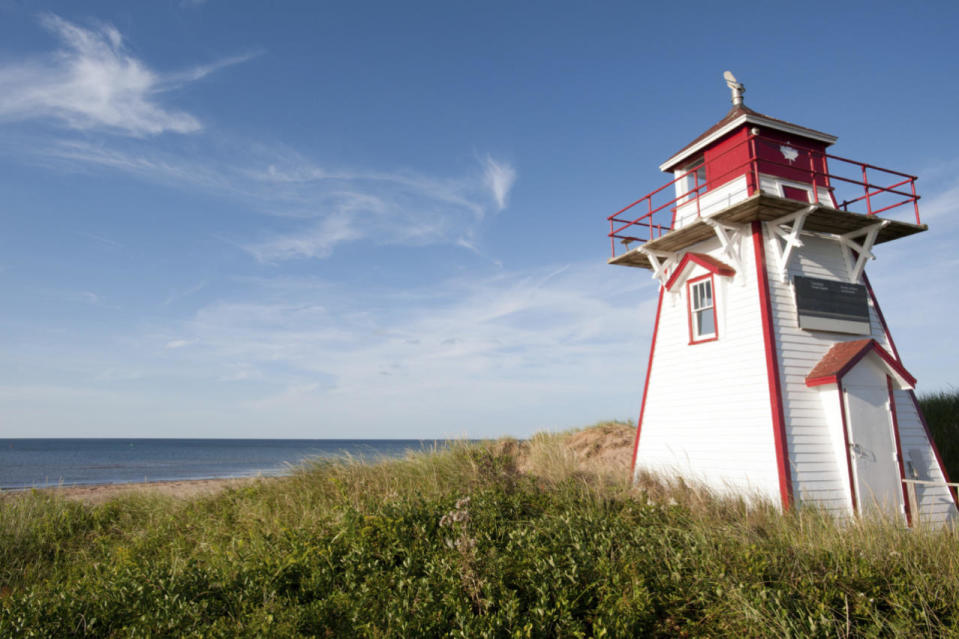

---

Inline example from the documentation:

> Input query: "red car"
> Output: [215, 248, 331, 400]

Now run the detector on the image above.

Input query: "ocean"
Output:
[0, 439, 456, 490]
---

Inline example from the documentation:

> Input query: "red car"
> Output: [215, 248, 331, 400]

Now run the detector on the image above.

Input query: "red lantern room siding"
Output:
[752, 128, 830, 187]
[696, 126, 831, 200]
[702, 128, 750, 193]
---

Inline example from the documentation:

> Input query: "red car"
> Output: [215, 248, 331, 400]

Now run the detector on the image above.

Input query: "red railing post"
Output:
[648, 198, 653, 239]
[808, 150, 818, 204]
[610, 218, 615, 257]
[911, 179, 920, 224]
[695, 171, 702, 218]
[748, 136, 758, 196]
[861, 165, 873, 215]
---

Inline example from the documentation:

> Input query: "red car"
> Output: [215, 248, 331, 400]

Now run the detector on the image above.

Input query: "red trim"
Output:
[888, 376, 911, 525]
[686, 273, 719, 345]
[630, 286, 665, 474]
[837, 380, 859, 515]
[863, 274, 955, 505]
[805, 339, 916, 389]
[752, 221, 793, 509]
[908, 389, 958, 505]
[862, 273, 901, 364]
[664, 252, 735, 291]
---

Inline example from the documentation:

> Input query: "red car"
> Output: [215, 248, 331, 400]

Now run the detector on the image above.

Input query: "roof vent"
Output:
[723, 70, 745, 106]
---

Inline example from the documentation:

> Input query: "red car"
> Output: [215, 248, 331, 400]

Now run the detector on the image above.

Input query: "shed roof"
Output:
[805, 339, 916, 389]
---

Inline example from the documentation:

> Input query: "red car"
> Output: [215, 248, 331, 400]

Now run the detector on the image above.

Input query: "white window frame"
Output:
[687, 274, 717, 343]
[675, 157, 707, 204]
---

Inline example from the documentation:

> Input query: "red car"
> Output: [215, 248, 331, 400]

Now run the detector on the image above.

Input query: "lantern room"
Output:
[661, 101, 835, 230]
[608, 72, 924, 274]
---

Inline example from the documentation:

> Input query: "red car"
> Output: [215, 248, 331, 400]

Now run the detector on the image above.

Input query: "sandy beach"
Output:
[2, 476, 263, 504]
[1, 426, 635, 506]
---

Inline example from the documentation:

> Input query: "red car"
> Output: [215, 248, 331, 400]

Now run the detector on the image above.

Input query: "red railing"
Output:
[607, 132, 921, 258]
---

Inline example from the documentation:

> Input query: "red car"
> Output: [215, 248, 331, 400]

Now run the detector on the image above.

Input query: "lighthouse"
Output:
[609, 73, 956, 524]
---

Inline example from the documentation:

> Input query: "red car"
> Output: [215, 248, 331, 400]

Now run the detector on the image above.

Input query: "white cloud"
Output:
[24, 137, 516, 261]
[916, 179, 959, 222]
[145, 262, 652, 436]
[482, 154, 516, 210]
[0, 14, 253, 136]
[165, 339, 195, 349]
[247, 213, 362, 262]
[243, 155, 517, 261]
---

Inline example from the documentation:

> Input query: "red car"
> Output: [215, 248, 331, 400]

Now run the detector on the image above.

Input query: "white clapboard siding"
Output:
[674, 176, 750, 228]
[763, 232, 865, 516]
[764, 233, 851, 514]
[634, 222, 955, 523]
[758, 174, 833, 207]
[893, 390, 956, 525]
[635, 234, 782, 504]
[763, 229, 955, 521]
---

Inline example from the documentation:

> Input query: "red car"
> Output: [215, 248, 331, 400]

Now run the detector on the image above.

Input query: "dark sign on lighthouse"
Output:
[793, 275, 870, 335]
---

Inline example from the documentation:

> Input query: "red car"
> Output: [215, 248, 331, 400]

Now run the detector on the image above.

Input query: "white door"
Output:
[844, 380, 903, 519]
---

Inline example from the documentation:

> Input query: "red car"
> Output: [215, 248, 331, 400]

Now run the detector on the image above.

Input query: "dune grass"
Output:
[1, 415, 958, 637]
[919, 390, 959, 481]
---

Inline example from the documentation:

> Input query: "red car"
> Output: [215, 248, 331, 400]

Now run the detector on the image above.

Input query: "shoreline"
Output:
[1, 476, 263, 504]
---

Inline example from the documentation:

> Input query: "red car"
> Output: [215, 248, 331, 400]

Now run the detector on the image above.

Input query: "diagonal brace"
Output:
[840, 221, 889, 282]
[704, 219, 746, 283]
[765, 205, 817, 282]
[638, 247, 678, 288]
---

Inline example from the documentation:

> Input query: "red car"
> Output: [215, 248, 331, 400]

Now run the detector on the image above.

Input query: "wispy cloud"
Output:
[247, 212, 363, 262]
[0, 14, 254, 136]
[241, 153, 517, 260]
[482, 154, 516, 210]
[0, 16, 516, 266]
[23, 135, 516, 261]
[917, 178, 959, 222]
[147, 262, 651, 435]
[164, 339, 195, 349]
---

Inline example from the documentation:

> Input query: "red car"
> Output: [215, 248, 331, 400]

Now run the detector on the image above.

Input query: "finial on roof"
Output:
[723, 70, 745, 106]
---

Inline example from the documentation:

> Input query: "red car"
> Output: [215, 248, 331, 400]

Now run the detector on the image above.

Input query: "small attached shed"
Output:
[807, 339, 930, 522]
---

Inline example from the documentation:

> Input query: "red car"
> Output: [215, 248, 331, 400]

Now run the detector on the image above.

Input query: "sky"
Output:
[1, 1, 958, 438]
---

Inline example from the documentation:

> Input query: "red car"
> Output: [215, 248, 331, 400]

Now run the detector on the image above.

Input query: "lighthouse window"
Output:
[688, 276, 717, 343]
[679, 158, 707, 200]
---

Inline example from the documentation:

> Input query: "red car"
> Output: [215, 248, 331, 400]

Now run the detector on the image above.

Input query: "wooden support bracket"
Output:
[765, 205, 817, 283]
[839, 221, 889, 283]
[704, 219, 747, 284]
[637, 247, 677, 288]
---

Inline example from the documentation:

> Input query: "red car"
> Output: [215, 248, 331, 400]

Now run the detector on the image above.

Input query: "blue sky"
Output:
[1, 1, 957, 438]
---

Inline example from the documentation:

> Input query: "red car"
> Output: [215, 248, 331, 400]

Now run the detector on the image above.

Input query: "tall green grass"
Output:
[2, 422, 959, 637]
[919, 390, 959, 480]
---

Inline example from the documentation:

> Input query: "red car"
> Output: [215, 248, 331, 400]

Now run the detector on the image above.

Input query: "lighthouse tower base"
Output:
[630, 217, 956, 525]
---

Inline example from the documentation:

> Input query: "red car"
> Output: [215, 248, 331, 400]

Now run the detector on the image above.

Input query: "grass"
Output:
[919, 390, 959, 481]
[0, 404, 956, 637]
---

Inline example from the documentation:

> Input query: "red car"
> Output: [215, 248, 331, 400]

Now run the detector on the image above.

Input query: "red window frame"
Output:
[687, 273, 718, 345]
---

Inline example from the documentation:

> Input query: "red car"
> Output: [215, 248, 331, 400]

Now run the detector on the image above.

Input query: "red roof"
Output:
[665, 252, 735, 291]
[661, 104, 837, 172]
[806, 339, 916, 388]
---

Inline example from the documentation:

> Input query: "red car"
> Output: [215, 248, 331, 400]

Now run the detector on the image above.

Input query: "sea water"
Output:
[0, 439, 456, 490]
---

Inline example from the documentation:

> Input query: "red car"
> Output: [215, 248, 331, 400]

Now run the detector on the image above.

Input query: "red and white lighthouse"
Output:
[609, 73, 956, 524]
